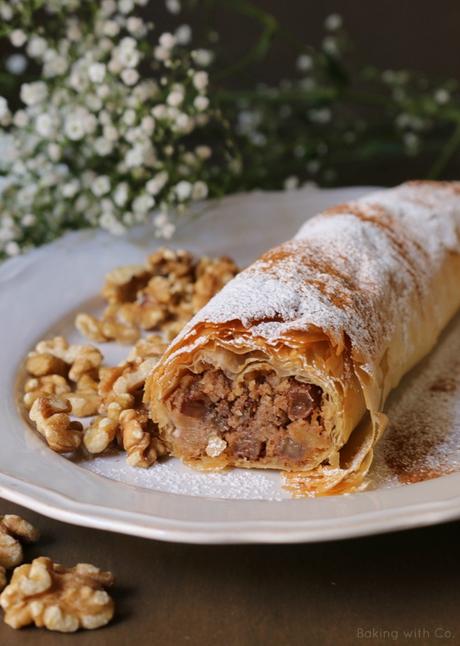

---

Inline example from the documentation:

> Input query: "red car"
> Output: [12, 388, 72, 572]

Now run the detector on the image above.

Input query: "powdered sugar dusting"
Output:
[180, 182, 460, 363]
[370, 311, 460, 488]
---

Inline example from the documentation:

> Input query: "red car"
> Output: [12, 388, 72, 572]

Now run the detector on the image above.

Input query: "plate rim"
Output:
[1, 471, 460, 543]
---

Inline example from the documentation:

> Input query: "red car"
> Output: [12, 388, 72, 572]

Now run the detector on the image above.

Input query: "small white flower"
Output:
[119, 0, 134, 14]
[152, 104, 167, 119]
[94, 137, 113, 156]
[322, 36, 338, 55]
[166, 0, 181, 14]
[22, 213, 36, 227]
[13, 109, 29, 127]
[175, 180, 192, 201]
[167, 88, 184, 107]
[121, 68, 139, 86]
[191, 49, 213, 67]
[5, 241, 20, 257]
[92, 175, 111, 196]
[20, 81, 48, 106]
[103, 125, 119, 141]
[297, 54, 313, 72]
[159, 33, 176, 49]
[27, 36, 47, 58]
[175, 24, 192, 45]
[47, 143, 61, 161]
[0, 5, 13, 20]
[140, 116, 155, 134]
[434, 89, 450, 105]
[154, 46, 170, 62]
[88, 62, 106, 83]
[114, 183, 129, 206]
[284, 176, 299, 191]
[127, 17, 145, 36]
[309, 108, 331, 124]
[174, 113, 192, 132]
[62, 181, 80, 198]
[43, 53, 68, 78]
[146, 171, 168, 195]
[195, 145, 212, 160]
[100, 211, 126, 235]
[192, 71, 208, 91]
[194, 95, 209, 111]
[154, 212, 175, 239]
[125, 145, 144, 168]
[103, 20, 120, 37]
[10, 29, 27, 48]
[192, 181, 208, 200]
[118, 46, 140, 68]
[6, 54, 27, 75]
[122, 109, 137, 126]
[325, 14, 342, 31]
[0, 97, 8, 119]
[35, 113, 55, 138]
[102, 0, 117, 15]
[133, 194, 155, 213]
[65, 115, 85, 141]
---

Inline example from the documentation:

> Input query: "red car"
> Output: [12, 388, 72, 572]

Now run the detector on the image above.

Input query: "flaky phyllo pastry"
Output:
[145, 182, 460, 495]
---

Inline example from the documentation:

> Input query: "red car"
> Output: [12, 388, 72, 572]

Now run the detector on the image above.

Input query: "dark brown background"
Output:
[2, 2, 460, 644]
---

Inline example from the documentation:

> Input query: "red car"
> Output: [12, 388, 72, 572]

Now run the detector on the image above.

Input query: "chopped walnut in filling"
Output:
[166, 367, 330, 469]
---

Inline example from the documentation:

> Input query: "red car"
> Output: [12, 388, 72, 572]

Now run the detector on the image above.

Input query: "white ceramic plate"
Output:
[2, 185, 460, 544]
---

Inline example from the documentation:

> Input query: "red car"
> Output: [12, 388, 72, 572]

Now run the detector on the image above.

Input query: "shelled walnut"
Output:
[0, 557, 114, 632]
[0, 516, 40, 591]
[29, 397, 83, 453]
[76, 248, 239, 344]
[84, 356, 163, 459]
[119, 408, 167, 467]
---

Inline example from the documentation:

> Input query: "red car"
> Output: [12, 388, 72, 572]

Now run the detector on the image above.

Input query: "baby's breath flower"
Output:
[20, 81, 48, 106]
[10, 29, 27, 48]
[166, 0, 181, 14]
[121, 68, 139, 85]
[35, 113, 55, 138]
[193, 71, 208, 91]
[191, 49, 213, 67]
[191, 181, 208, 200]
[284, 175, 299, 191]
[0, 97, 9, 120]
[325, 14, 342, 31]
[92, 175, 111, 196]
[88, 62, 106, 83]
[296, 54, 313, 72]
[194, 96, 209, 111]
[175, 180, 192, 201]
[434, 89, 450, 105]
[175, 24, 192, 45]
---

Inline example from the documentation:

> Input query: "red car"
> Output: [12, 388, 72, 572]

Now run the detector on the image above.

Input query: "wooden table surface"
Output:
[0, 500, 458, 645]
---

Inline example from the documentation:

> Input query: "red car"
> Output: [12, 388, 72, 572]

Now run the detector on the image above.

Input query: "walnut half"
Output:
[0, 557, 114, 632]
[0, 515, 40, 591]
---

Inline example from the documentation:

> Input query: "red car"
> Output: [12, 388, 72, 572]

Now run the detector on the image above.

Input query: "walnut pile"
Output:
[22, 248, 238, 468]
[0, 557, 114, 632]
[75, 248, 239, 344]
[0, 516, 40, 592]
[24, 337, 102, 417]
[23, 337, 104, 453]
[83, 339, 167, 466]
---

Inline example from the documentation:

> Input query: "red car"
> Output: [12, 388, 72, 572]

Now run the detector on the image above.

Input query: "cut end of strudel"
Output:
[145, 181, 460, 495]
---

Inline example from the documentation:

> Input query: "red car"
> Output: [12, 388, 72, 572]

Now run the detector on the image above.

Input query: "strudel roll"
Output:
[145, 181, 460, 495]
